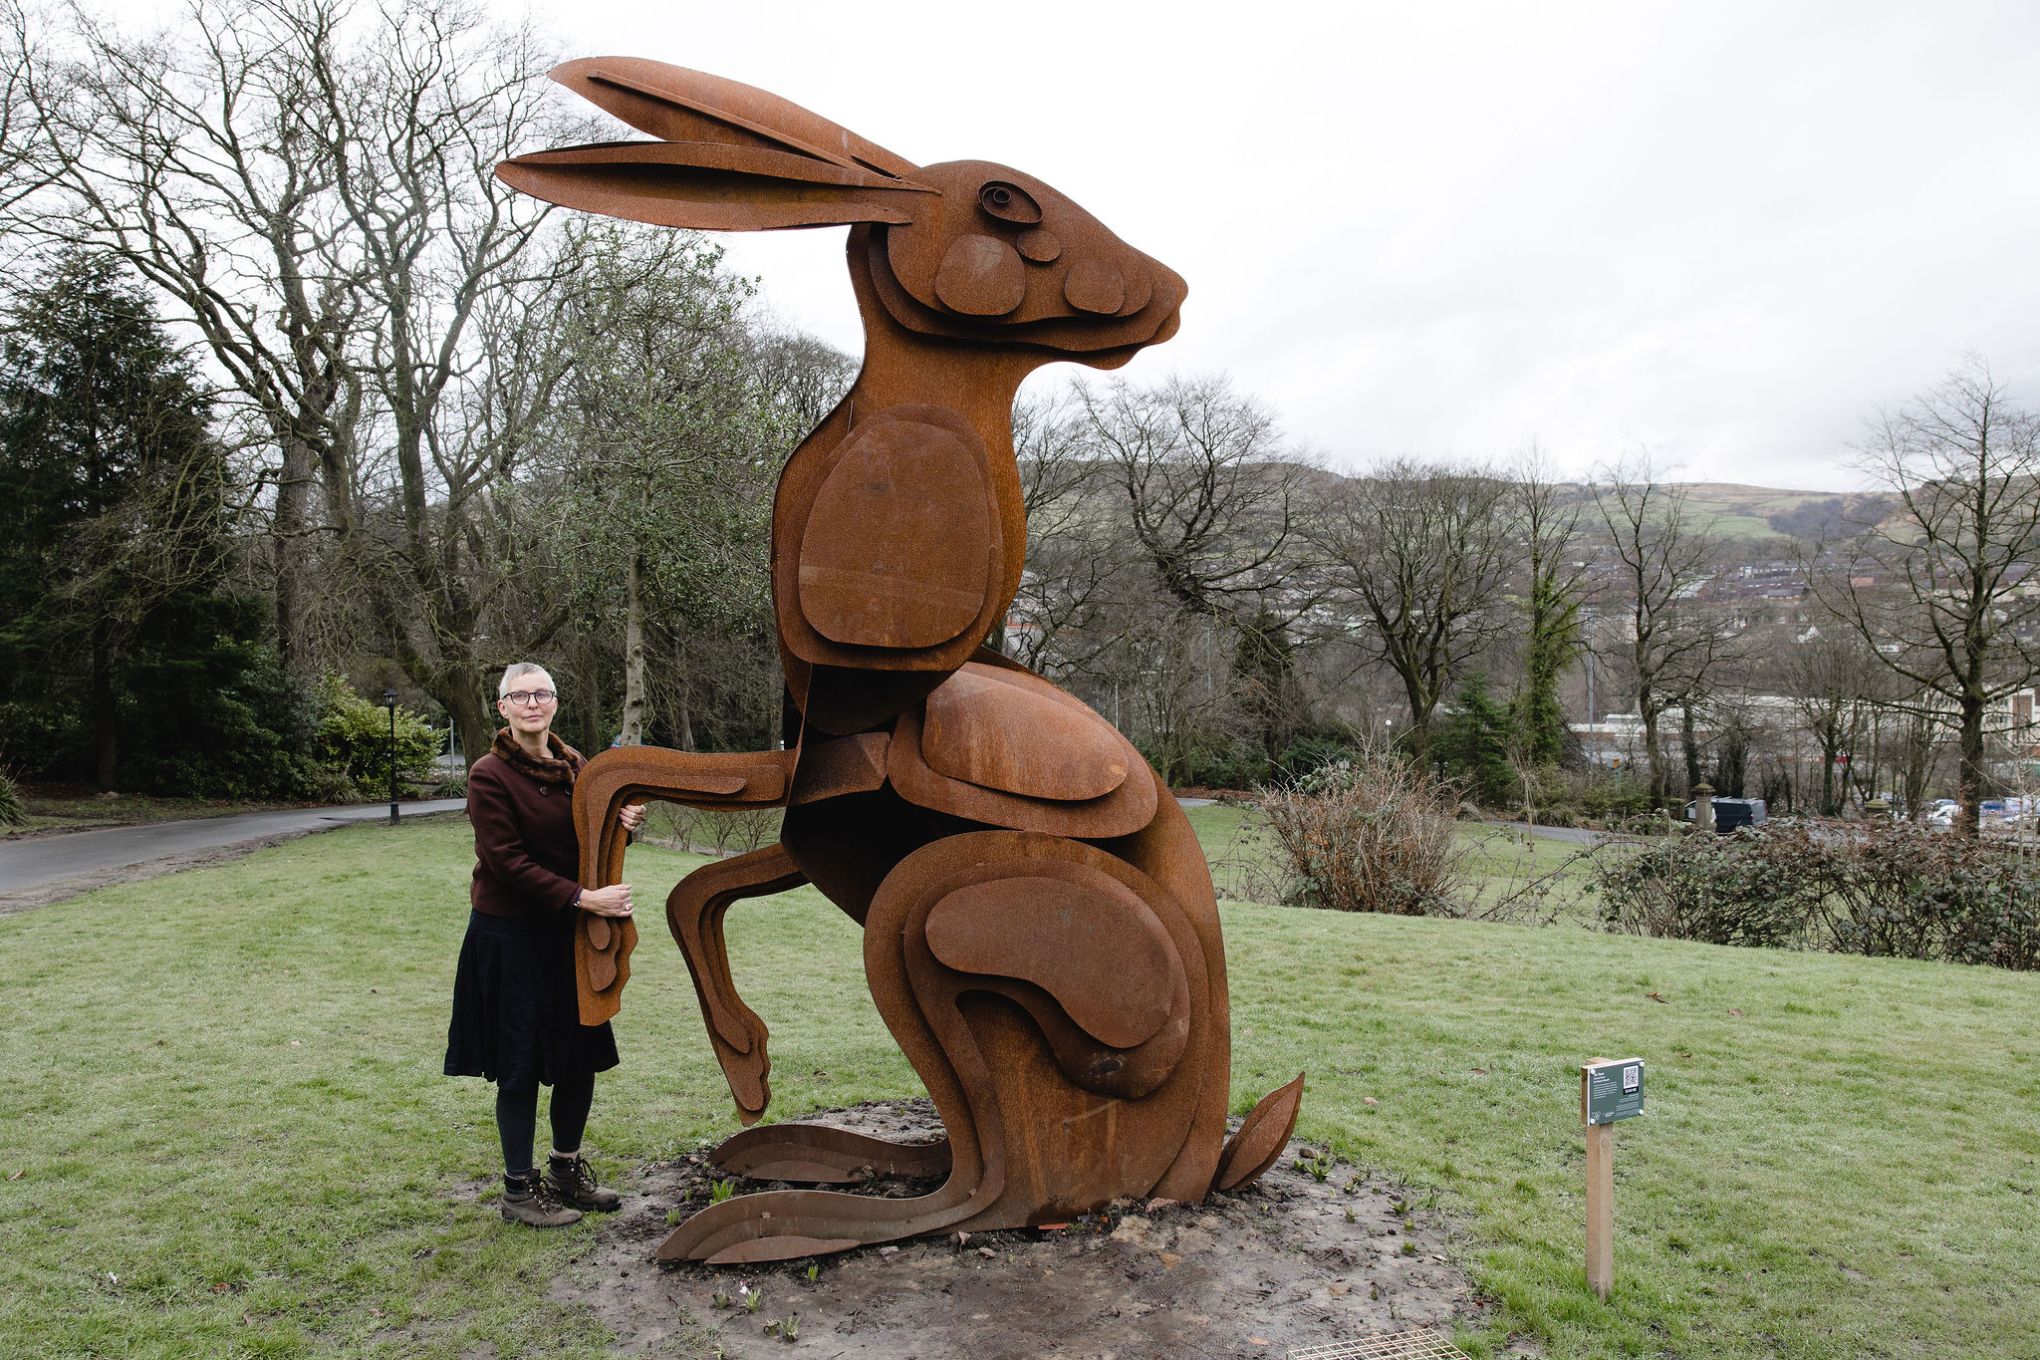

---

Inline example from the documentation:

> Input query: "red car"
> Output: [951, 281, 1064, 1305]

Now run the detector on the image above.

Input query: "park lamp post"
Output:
[382, 687, 399, 826]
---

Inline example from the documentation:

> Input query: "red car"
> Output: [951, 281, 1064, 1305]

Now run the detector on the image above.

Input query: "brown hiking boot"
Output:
[546, 1153, 622, 1212]
[500, 1171, 582, 1228]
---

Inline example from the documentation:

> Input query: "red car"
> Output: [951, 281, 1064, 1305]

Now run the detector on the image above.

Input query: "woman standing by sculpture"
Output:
[444, 662, 645, 1227]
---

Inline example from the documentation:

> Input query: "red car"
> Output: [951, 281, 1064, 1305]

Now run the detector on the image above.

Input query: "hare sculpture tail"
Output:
[1211, 1073, 1307, 1193]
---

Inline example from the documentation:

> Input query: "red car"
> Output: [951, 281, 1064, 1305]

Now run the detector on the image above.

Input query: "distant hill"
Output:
[1660, 484, 1896, 543]
[1310, 471, 1898, 547]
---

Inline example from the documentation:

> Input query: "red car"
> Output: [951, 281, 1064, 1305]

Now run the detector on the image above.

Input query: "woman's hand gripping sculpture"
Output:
[578, 803, 642, 919]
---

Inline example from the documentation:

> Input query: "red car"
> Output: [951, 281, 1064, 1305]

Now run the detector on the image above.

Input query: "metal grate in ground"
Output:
[1288, 1327, 1474, 1360]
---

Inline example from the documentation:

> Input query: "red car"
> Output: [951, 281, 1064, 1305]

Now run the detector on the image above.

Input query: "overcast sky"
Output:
[527, 1, 2039, 491]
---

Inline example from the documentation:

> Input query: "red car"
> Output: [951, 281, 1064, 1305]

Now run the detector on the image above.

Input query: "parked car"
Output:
[1682, 797, 1769, 832]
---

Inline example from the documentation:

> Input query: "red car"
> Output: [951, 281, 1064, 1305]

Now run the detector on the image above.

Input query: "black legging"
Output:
[495, 1071, 596, 1175]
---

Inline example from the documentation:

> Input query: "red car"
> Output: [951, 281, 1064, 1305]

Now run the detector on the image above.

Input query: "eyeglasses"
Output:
[502, 690, 557, 707]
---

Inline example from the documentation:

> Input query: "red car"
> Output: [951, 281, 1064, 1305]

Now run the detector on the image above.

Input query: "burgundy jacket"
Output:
[467, 749, 583, 919]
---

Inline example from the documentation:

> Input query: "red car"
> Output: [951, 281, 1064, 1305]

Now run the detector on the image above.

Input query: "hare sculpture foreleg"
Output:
[570, 746, 799, 1026]
[663, 844, 808, 1125]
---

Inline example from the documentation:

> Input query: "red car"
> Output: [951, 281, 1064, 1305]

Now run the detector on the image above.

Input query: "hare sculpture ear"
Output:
[497, 57, 935, 233]
[552, 58, 921, 180]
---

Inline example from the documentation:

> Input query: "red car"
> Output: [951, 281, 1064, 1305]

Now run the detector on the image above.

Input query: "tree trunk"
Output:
[1402, 675, 1432, 759]
[1641, 702, 1667, 808]
[1900, 713, 1934, 824]
[620, 552, 646, 746]
[448, 675, 493, 772]
[573, 636, 601, 756]
[270, 434, 317, 678]
[1958, 696, 1985, 838]
[1680, 705, 1701, 795]
[1820, 735, 1839, 816]
[91, 621, 117, 790]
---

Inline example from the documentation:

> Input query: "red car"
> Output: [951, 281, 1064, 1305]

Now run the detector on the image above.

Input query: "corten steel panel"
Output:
[1212, 1072, 1308, 1192]
[571, 746, 795, 1026]
[659, 844, 811, 1122]
[795, 410, 997, 649]
[712, 1121, 950, 1184]
[888, 662, 1157, 838]
[786, 731, 891, 805]
[772, 401, 1016, 687]
[502, 57, 1299, 1261]
[922, 665, 1130, 800]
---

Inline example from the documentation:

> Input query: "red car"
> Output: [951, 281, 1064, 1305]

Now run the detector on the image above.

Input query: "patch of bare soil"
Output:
[551, 1100, 1496, 1359]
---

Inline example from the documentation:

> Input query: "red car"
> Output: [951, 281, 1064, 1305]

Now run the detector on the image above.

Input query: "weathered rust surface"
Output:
[772, 401, 1014, 683]
[712, 1122, 950, 1183]
[787, 731, 890, 806]
[795, 409, 997, 650]
[569, 746, 795, 1026]
[1213, 1073, 1308, 1192]
[922, 665, 1129, 800]
[665, 844, 809, 1123]
[922, 875, 1183, 1048]
[889, 662, 1157, 838]
[504, 57, 1297, 1262]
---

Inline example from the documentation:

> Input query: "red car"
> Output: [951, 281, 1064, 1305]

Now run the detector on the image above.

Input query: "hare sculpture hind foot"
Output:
[664, 1077, 1303, 1265]
[658, 830, 1235, 1264]
[710, 1122, 951, 1184]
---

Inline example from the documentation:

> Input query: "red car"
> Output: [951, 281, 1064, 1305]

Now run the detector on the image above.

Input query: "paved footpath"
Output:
[0, 800, 467, 903]
[1476, 820, 1608, 845]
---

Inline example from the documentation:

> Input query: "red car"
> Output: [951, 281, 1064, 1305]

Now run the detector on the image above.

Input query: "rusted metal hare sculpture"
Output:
[497, 59, 1303, 1266]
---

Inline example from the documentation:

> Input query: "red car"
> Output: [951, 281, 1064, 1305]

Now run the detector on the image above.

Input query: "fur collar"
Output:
[490, 728, 583, 786]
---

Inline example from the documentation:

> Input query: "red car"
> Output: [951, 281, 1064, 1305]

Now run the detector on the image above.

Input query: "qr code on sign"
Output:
[1622, 1064, 1641, 1092]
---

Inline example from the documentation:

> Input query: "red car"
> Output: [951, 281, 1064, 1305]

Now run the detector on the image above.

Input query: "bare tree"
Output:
[1320, 457, 1511, 754]
[1079, 374, 1319, 623]
[1882, 698, 1948, 824]
[1074, 374, 1325, 765]
[1008, 388, 1119, 676]
[0, 0, 52, 231]
[16, 0, 601, 758]
[1509, 449, 1589, 765]
[1780, 628, 1883, 814]
[12, 0, 365, 670]
[1814, 359, 2040, 835]
[747, 325, 856, 438]
[539, 223, 778, 750]
[1591, 457, 1724, 808]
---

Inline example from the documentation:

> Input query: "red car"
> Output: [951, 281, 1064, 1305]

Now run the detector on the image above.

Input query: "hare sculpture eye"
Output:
[978, 181, 1042, 225]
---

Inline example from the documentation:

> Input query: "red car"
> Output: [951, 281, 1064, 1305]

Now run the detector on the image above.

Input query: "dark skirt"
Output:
[444, 910, 618, 1089]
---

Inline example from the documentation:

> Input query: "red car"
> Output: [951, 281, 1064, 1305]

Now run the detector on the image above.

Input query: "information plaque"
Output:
[1582, 1058, 1645, 1126]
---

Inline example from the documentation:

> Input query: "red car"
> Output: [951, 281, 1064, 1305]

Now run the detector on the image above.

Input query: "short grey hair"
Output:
[498, 661, 553, 698]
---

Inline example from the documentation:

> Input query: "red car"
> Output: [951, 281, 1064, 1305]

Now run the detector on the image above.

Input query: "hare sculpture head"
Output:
[498, 59, 1186, 367]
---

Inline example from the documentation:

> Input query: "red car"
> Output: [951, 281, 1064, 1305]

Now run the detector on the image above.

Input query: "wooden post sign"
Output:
[1581, 1057, 1644, 1301]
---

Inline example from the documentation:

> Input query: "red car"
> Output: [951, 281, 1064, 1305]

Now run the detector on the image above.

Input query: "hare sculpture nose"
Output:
[1064, 259, 1125, 314]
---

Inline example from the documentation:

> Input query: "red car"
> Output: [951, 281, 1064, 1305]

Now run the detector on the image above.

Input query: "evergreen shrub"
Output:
[1595, 818, 2040, 970]
[310, 678, 439, 797]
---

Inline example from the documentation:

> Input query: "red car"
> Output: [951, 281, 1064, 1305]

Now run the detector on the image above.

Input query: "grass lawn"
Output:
[1, 819, 2035, 1358]
[1455, 824, 1629, 923]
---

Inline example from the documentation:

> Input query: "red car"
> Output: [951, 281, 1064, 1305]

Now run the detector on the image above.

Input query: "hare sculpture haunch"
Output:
[497, 59, 1304, 1266]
